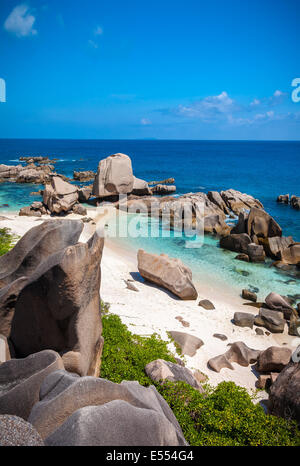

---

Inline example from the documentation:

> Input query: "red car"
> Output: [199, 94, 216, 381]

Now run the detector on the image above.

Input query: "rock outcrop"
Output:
[137, 249, 198, 300]
[92, 153, 134, 198]
[43, 177, 79, 214]
[131, 176, 152, 196]
[73, 171, 95, 182]
[220, 189, 263, 214]
[28, 370, 187, 446]
[0, 350, 64, 420]
[280, 243, 300, 265]
[268, 362, 300, 425]
[247, 207, 282, 239]
[10, 229, 104, 377]
[220, 233, 252, 254]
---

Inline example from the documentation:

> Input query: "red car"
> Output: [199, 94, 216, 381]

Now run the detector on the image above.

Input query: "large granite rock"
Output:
[137, 249, 198, 300]
[73, 170, 95, 182]
[268, 362, 300, 425]
[247, 207, 282, 239]
[145, 359, 204, 392]
[0, 415, 44, 446]
[43, 176, 79, 214]
[220, 189, 263, 215]
[247, 243, 265, 262]
[28, 370, 187, 445]
[280, 243, 300, 265]
[131, 176, 152, 196]
[254, 308, 285, 333]
[233, 312, 255, 329]
[168, 331, 203, 357]
[207, 191, 230, 214]
[10, 230, 104, 377]
[92, 153, 134, 198]
[151, 184, 176, 195]
[220, 233, 252, 254]
[256, 346, 292, 373]
[208, 342, 260, 372]
[265, 292, 294, 320]
[0, 219, 83, 289]
[0, 350, 64, 420]
[260, 236, 294, 260]
[203, 214, 230, 236]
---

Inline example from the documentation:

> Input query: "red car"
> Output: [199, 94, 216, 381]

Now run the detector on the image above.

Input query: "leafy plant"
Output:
[0, 228, 16, 256]
[101, 311, 300, 446]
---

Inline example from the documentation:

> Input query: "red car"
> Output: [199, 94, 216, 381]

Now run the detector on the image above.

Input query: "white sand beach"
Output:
[1, 208, 299, 395]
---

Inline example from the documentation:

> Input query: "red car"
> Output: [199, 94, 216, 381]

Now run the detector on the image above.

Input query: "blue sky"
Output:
[0, 0, 299, 139]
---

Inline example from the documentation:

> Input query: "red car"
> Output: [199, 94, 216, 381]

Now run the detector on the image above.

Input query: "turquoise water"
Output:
[0, 139, 299, 302]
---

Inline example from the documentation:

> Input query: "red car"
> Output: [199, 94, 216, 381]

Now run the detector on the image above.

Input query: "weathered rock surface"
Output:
[0, 415, 44, 446]
[19, 206, 42, 217]
[268, 362, 300, 425]
[169, 331, 203, 357]
[0, 219, 83, 289]
[203, 214, 230, 236]
[247, 207, 282, 239]
[256, 346, 292, 373]
[254, 308, 285, 333]
[73, 170, 95, 182]
[265, 292, 294, 320]
[198, 299, 215, 310]
[288, 312, 300, 336]
[43, 176, 79, 214]
[207, 191, 230, 214]
[280, 243, 300, 265]
[92, 153, 134, 198]
[145, 359, 204, 392]
[0, 350, 64, 420]
[0, 163, 55, 184]
[220, 233, 252, 254]
[233, 312, 255, 329]
[220, 189, 263, 215]
[131, 176, 152, 196]
[151, 184, 176, 195]
[208, 341, 260, 372]
[261, 236, 294, 260]
[291, 195, 300, 210]
[247, 243, 265, 262]
[137, 249, 198, 300]
[78, 186, 92, 202]
[10, 230, 104, 377]
[28, 370, 187, 445]
[72, 203, 87, 216]
[277, 194, 289, 204]
[242, 289, 257, 302]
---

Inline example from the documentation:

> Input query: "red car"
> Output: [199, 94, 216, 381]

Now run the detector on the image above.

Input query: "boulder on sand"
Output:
[233, 312, 255, 329]
[28, 370, 187, 446]
[254, 308, 285, 333]
[10, 230, 104, 377]
[208, 341, 260, 372]
[242, 289, 257, 302]
[268, 362, 300, 425]
[265, 292, 294, 320]
[137, 249, 198, 300]
[92, 153, 134, 198]
[43, 176, 78, 214]
[169, 331, 203, 357]
[0, 350, 64, 420]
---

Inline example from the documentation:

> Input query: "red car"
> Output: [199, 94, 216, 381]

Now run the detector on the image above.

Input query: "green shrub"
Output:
[101, 312, 176, 385]
[101, 311, 300, 446]
[0, 228, 15, 256]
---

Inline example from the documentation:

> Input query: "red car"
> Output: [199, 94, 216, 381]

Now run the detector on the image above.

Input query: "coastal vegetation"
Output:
[0, 227, 15, 256]
[101, 308, 300, 446]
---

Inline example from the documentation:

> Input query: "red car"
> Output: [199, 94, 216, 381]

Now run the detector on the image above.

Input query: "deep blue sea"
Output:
[0, 139, 299, 300]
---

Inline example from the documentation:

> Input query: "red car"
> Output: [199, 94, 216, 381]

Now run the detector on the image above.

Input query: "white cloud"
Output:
[174, 91, 236, 120]
[274, 89, 284, 97]
[4, 4, 37, 38]
[88, 40, 99, 49]
[94, 26, 103, 36]
[141, 118, 152, 125]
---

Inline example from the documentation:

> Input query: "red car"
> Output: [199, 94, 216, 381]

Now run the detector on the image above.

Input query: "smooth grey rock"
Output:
[92, 153, 134, 198]
[169, 331, 204, 357]
[257, 346, 292, 373]
[198, 299, 215, 310]
[254, 308, 285, 333]
[0, 350, 64, 420]
[208, 341, 260, 372]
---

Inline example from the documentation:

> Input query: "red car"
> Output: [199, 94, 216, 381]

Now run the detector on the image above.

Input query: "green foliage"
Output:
[0, 228, 15, 256]
[101, 312, 176, 385]
[101, 311, 300, 446]
[158, 381, 300, 446]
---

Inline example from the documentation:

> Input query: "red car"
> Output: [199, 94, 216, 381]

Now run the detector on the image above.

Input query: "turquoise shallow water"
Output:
[0, 139, 299, 302]
[113, 213, 300, 303]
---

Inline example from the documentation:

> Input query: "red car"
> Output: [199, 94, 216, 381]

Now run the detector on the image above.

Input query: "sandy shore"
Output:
[1, 208, 299, 395]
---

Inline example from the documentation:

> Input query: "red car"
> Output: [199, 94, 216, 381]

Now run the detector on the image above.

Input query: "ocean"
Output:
[0, 139, 299, 300]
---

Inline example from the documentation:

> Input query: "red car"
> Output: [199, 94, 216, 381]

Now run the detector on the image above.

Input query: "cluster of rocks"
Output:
[0, 220, 188, 446]
[73, 170, 95, 182]
[0, 351, 187, 446]
[235, 291, 300, 335]
[277, 194, 300, 210]
[0, 162, 57, 185]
